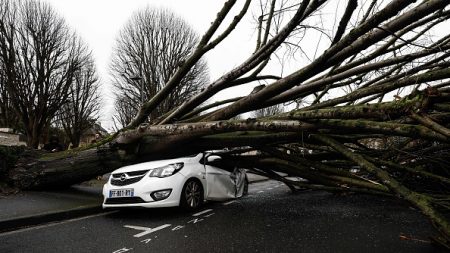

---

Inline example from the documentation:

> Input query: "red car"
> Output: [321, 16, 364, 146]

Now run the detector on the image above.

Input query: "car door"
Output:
[203, 154, 238, 200]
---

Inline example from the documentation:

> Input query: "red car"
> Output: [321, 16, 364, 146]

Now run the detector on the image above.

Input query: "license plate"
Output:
[109, 189, 134, 198]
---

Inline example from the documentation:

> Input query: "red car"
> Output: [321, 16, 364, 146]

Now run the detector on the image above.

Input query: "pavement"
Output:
[0, 173, 268, 232]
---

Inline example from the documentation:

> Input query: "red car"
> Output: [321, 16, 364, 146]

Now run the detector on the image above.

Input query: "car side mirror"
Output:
[206, 155, 221, 163]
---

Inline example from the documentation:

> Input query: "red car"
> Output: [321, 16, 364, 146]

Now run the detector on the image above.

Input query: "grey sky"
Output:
[42, 0, 263, 130]
[35, 1, 448, 131]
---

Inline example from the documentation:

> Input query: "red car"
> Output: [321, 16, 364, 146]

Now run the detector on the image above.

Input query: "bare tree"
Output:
[55, 55, 101, 148]
[3, 0, 450, 248]
[111, 7, 209, 127]
[113, 94, 137, 130]
[0, 0, 88, 148]
[0, 0, 20, 130]
[252, 104, 284, 118]
[0, 70, 20, 130]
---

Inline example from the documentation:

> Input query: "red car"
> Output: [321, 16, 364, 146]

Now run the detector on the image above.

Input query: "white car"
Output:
[102, 152, 248, 210]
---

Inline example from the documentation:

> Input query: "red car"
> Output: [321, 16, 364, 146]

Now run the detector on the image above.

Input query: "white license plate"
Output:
[109, 189, 134, 198]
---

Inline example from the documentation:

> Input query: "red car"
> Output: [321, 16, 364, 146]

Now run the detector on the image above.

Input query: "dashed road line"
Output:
[192, 209, 213, 217]
[257, 191, 264, 193]
[223, 200, 236, 206]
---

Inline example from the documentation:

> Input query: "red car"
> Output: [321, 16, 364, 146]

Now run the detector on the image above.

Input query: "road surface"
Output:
[0, 180, 445, 253]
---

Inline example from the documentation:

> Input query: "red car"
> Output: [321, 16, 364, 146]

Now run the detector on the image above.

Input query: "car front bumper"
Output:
[102, 172, 186, 208]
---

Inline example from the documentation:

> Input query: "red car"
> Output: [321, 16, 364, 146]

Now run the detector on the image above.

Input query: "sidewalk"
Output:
[0, 173, 267, 232]
[0, 185, 104, 232]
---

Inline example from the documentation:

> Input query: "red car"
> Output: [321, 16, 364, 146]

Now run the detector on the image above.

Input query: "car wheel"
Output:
[180, 179, 204, 210]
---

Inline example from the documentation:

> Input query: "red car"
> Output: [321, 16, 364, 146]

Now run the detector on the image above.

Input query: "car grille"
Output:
[111, 176, 144, 186]
[111, 170, 149, 186]
[104, 197, 146, 204]
[113, 169, 149, 177]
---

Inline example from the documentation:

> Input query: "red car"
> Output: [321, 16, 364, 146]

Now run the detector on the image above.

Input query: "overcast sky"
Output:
[42, 0, 265, 131]
[35, 1, 449, 131]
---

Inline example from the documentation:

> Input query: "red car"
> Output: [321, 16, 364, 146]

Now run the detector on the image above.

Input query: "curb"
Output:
[0, 204, 103, 233]
[0, 178, 269, 233]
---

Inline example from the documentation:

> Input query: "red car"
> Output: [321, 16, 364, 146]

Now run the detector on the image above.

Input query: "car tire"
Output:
[180, 179, 204, 210]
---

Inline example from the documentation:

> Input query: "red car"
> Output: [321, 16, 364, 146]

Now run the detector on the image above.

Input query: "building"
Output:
[0, 128, 26, 146]
[79, 123, 108, 146]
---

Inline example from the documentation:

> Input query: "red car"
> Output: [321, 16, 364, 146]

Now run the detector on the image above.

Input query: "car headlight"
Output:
[149, 163, 184, 178]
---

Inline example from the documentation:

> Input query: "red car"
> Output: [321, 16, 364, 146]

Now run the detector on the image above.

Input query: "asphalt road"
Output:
[0, 180, 446, 253]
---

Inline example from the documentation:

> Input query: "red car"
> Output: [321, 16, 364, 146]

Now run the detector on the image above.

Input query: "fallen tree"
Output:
[1, 0, 450, 249]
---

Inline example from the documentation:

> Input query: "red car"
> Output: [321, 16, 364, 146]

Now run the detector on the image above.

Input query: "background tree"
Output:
[252, 104, 284, 118]
[112, 94, 135, 131]
[0, 0, 21, 131]
[111, 7, 209, 127]
[0, 71, 20, 130]
[55, 55, 101, 148]
[0, 0, 88, 148]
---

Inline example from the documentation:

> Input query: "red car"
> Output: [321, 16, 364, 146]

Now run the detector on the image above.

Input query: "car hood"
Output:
[112, 156, 196, 174]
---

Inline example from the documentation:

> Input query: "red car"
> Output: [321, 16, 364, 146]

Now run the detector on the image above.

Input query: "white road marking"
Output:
[188, 218, 204, 224]
[267, 188, 273, 190]
[112, 247, 133, 253]
[0, 211, 118, 237]
[141, 238, 152, 244]
[124, 224, 171, 238]
[172, 225, 185, 231]
[257, 191, 264, 193]
[223, 200, 236, 206]
[203, 213, 215, 218]
[192, 209, 213, 217]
